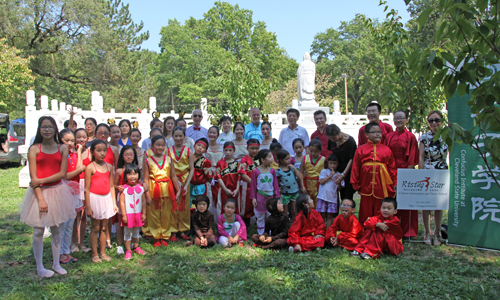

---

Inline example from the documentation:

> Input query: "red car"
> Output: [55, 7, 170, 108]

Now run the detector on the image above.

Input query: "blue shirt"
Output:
[186, 125, 208, 142]
[243, 122, 264, 141]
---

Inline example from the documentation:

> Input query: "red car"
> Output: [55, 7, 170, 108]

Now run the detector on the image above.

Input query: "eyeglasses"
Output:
[40, 126, 55, 131]
[96, 131, 110, 136]
[340, 204, 353, 208]
[193, 114, 202, 118]
[368, 131, 382, 135]
[123, 153, 135, 157]
[428, 118, 442, 123]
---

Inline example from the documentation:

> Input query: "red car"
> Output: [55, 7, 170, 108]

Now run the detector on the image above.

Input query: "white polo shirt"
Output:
[278, 125, 310, 155]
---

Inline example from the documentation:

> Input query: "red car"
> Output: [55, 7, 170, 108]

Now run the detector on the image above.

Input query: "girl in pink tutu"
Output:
[84, 140, 118, 263]
[119, 164, 147, 260]
[20, 116, 76, 278]
[59, 128, 84, 264]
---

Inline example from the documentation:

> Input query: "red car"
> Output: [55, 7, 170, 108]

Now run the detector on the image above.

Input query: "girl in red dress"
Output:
[20, 117, 76, 277]
[214, 141, 241, 219]
[287, 194, 326, 252]
[84, 140, 118, 263]
[240, 139, 261, 224]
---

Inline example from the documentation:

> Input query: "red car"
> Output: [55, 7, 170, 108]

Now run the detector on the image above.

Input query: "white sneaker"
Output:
[116, 246, 124, 255]
[43, 227, 51, 238]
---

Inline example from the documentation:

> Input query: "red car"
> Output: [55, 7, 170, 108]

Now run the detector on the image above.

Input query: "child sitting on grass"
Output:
[187, 195, 216, 248]
[325, 199, 363, 251]
[352, 197, 404, 259]
[287, 194, 326, 252]
[217, 199, 247, 247]
[251, 198, 289, 250]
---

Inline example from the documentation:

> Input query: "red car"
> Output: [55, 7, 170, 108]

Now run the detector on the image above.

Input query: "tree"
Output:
[0, 38, 34, 117]
[404, 0, 500, 187]
[310, 14, 388, 114]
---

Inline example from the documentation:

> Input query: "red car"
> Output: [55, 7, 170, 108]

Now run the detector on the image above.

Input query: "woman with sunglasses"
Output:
[418, 110, 448, 246]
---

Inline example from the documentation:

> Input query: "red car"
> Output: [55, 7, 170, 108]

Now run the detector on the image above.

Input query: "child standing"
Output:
[144, 128, 164, 158]
[84, 140, 118, 263]
[240, 139, 261, 223]
[350, 123, 397, 224]
[214, 141, 241, 218]
[113, 145, 139, 255]
[249, 149, 281, 235]
[59, 129, 84, 264]
[251, 198, 289, 250]
[352, 197, 404, 259]
[187, 195, 216, 248]
[259, 122, 273, 150]
[119, 164, 147, 260]
[325, 199, 364, 251]
[206, 126, 223, 215]
[144, 135, 182, 247]
[129, 129, 144, 171]
[232, 122, 248, 161]
[300, 139, 325, 208]
[317, 154, 345, 228]
[20, 117, 76, 277]
[217, 116, 236, 145]
[269, 139, 281, 170]
[292, 138, 305, 170]
[217, 199, 247, 247]
[190, 138, 213, 209]
[169, 126, 195, 241]
[276, 149, 305, 221]
[287, 194, 326, 252]
[72, 128, 90, 253]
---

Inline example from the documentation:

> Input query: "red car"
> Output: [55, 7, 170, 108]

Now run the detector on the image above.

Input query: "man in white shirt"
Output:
[278, 108, 310, 155]
[186, 109, 208, 141]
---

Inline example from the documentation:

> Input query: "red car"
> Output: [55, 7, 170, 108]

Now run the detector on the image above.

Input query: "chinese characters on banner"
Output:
[448, 92, 500, 250]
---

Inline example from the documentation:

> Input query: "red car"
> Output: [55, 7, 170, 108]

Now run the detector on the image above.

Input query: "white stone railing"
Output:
[18, 90, 394, 187]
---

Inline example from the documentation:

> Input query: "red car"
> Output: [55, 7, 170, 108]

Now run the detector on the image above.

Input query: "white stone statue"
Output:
[297, 52, 318, 107]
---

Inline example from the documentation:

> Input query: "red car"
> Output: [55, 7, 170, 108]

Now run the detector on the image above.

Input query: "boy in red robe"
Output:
[352, 197, 404, 259]
[350, 122, 397, 224]
[325, 199, 363, 250]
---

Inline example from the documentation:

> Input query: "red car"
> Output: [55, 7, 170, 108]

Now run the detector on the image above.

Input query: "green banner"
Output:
[448, 92, 500, 250]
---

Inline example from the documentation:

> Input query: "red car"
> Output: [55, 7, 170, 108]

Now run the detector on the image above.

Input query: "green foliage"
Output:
[362, 2, 446, 132]
[311, 15, 388, 114]
[0, 39, 34, 115]
[209, 63, 271, 124]
[405, 0, 500, 186]
[0, 0, 149, 112]
[157, 1, 297, 113]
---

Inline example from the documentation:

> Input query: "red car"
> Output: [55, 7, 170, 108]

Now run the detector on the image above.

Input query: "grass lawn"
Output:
[1, 165, 499, 299]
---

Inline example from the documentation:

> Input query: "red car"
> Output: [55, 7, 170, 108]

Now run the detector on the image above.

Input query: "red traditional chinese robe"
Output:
[326, 214, 364, 250]
[240, 155, 260, 218]
[191, 156, 213, 186]
[214, 159, 241, 215]
[354, 214, 404, 258]
[311, 127, 332, 159]
[358, 121, 393, 146]
[350, 141, 397, 224]
[287, 209, 326, 251]
[384, 128, 419, 237]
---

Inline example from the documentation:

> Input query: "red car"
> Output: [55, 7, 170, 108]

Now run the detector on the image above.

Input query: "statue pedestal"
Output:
[286, 99, 330, 128]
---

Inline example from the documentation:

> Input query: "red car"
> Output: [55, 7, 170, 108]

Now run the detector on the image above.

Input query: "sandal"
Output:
[70, 244, 79, 253]
[59, 255, 71, 264]
[80, 246, 91, 253]
[424, 234, 432, 246]
[91, 256, 102, 263]
[100, 254, 112, 262]
[67, 255, 78, 263]
[434, 235, 442, 246]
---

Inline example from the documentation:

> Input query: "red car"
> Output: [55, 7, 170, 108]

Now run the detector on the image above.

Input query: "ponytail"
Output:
[296, 194, 310, 219]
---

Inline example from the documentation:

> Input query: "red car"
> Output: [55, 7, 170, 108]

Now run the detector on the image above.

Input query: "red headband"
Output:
[248, 143, 260, 147]
[224, 145, 235, 149]
[196, 141, 207, 148]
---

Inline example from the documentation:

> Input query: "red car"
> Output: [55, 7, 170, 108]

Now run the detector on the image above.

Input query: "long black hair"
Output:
[117, 145, 138, 169]
[296, 194, 310, 219]
[33, 116, 60, 144]
[118, 119, 132, 137]
[90, 140, 107, 162]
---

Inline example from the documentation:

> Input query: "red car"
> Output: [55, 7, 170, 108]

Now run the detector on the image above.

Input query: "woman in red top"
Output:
[84, 139, 118, 263]
[384, 110, 419, 238]
[20, 116, 76, 278]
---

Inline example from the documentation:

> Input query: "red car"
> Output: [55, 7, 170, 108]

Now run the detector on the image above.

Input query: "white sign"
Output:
[396, 169, 450, 210]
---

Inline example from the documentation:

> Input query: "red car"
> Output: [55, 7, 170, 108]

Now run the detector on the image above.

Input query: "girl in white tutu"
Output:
[84, 140, 118, 263]
[59, 129, 84, 264]
[20, 116, 76, 278]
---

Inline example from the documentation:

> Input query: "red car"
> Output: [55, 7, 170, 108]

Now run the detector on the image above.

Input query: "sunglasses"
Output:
[428, 118, 442, 123]
[193, 114, 202, 118]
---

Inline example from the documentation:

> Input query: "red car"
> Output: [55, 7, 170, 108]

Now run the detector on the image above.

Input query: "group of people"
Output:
[20, 103, 449, 278]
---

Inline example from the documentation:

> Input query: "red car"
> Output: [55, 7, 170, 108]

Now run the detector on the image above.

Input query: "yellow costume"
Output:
[271, 156, 279, 170]
[304, 154, 325, 207]
[169, 146, 191, 232]
[145, 155, 176, 240]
